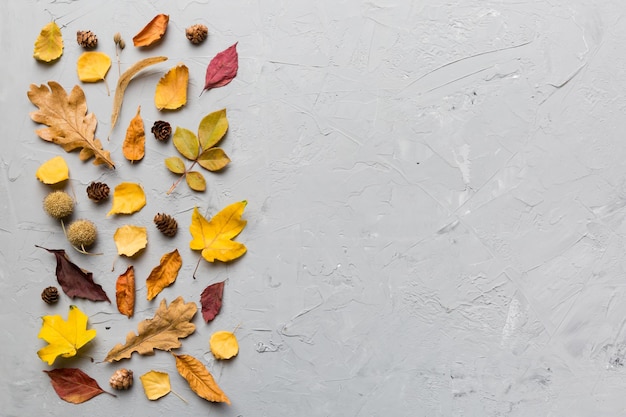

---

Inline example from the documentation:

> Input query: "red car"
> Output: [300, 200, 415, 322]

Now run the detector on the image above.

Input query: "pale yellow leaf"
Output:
[209, 331, 238, 360]
[33, 21, 63, 62]
[185, 171, 206, 191]
[77, 52, 111, 82]
[133, 14, 169, 47]
[114, 225, 147, 257]
[155, 64, 189, 110]
[36, 156, 69, 184]
[108, 182, 146, 215]
[140, 371, 171, 400]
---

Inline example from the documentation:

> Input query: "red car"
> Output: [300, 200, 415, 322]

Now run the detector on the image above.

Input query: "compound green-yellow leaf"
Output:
[108, 182, 146, 216]
[33, 21, 63, 62]
[186, 171, 206, 191]
[114, 225, 147, 257]
[140, 371, 171, 400]
[197, 148, 230, 172]
[209, 331, 238, 360]
[198, 109, 228, 151]
[155, 64, 189, 110]
[165, 156, 185, 174]
[36, 156, 69, 184]
[173, 127, 199, 160]
[189, 202, 247, 262]
[37, 305, 96, 365]
[77, 52, 111, 82]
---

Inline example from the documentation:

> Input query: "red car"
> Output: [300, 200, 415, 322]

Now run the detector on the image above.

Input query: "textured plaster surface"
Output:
[2, 0, 626, 416]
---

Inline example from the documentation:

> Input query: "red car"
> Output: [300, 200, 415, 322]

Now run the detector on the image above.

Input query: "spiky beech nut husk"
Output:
[154, 213, 178, 237]
[77, 30, 98, 49]
[41, 286, 59, 304]
[43, 191, 75, 219]
[185, 24, 208, 44]
[86, 181, 110, 202]
[109, 369, 133, 390]
[151, 120, 172, 142]
[67, 219, 98, 248]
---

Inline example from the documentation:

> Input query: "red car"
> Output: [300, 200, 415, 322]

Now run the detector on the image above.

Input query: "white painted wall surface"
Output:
[2, 0, 626, 416]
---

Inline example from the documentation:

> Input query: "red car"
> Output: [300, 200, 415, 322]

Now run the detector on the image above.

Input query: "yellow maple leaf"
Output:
[77, 51, 111, 82]
[108, 182, 146, 215]
[209, 331, 239, 360]
[114, 225, 148, 257]
[140, 370, 172, 400]
[189, 201, 247, 263]
[37, 305, 96, 365]
[36, 156, 69, 184]
[33, 21, 63, 62]
[155, 64, 189, 110]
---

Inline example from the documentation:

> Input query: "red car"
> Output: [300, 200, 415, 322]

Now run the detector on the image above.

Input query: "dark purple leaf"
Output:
[200, 281, 224, 323]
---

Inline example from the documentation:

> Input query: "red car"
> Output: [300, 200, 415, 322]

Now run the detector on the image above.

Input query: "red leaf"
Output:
[37, 246, 110, 302]
[200, 281, 225, 323]
[202, 43, 238, 93]
[44, 368, 115, 404]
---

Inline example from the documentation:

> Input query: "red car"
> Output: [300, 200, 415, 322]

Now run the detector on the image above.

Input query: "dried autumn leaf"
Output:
[133, 14, 169, 47]
[36, 155, 69, 184]
[108, 182, 146, 215]
[36, 246, 110, 302]
[116, 266, 135, 318]
[173, 127, 200, 160]
[44, 368, 114, 404]
[209, 331, 239, 360]
[198, 109, 228, 150]
[197, 148, 230, 172]
[110, 56, 168, 134]
[77, 52, 111, 82]
[104, 296, 197, 362]
[185, 171, 206, 192]
[165, 156, 185, 174]
[202, 43, 238, 94]
[38, 305, 97, 365]
[122, 106, 145, 162]
[189, 202, 247, 263]
[200, 281, 224, 323]
[146, 249, 182, 300]
[173, 354, 230, 404]
[33, 21, 63, 62]
[114, 225, 148, 257]
[27, 82, 115, 168]
[140, 370, 171, 400]
[155, 64, 188, 110]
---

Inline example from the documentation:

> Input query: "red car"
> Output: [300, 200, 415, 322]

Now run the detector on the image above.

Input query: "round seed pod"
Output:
[67, 219, 98, 248]
[43, 191, 75, 219]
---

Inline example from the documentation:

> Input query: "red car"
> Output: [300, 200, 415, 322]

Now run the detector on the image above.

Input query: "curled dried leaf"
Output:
[133, 14, 169, 47]
[122, 106, 145, 162]
[116, 266, 135, 318]
[146, 249, 182, 301]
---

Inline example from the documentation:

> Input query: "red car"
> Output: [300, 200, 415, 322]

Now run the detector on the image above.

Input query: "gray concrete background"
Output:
[3, 0, 626, 415]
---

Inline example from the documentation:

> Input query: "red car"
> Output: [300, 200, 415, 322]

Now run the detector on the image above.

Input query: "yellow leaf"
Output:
[37, 305, 96, 365]
[173, 354, 230, 404]
[146, 249, 183, 300]
[197, 148, 230, 172]
[185, 171, 206, 191]
[198, 109, 228, 150]
[33, 21, 63, 62]
[189, 202, 247, 263]
[155, 64, 189, 110]
[36, 156, 69, 184]
[173, 127, 199, 160]
[108, 182, 146, 215]
[114, 225, 147, 257]
[209, 331, 238, 360]
[165, 156, 185, 174]
[122, 106, 145, 162]
[77, 52, 111, 82]
[140, 371, 171, 400]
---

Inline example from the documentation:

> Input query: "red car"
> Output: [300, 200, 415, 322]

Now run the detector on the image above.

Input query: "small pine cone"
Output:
[77, 30, 98, 49]
[151, 121, 172, 142]
[186, 24, 208, 44]
[41, 286, 59, 304]
[109, 369, 133, 390]
[154, 213, 178, 237]
[86, 182, 110, 202]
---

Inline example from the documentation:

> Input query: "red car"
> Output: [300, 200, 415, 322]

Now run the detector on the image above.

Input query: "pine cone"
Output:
[154, 213, 178, 237]
[41, 286, 59, 304]
[77, 30, 98, 49]
[151, 120, 172, 142]
[185, 24, 208, 44]
[86, 182, 110, 202]
[109, 369, 133, 390]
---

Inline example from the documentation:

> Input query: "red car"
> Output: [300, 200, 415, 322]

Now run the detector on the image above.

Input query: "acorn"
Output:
[43, 191, 74, 219]
[109, 369, 133, 390]
[66, 219, 98, 248]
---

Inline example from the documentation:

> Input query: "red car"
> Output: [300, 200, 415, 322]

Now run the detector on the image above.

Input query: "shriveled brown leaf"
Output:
[173, 354, 230, 404]
[116, 266, 135, 318]
[122, 106, 145, 162]
[146, 249, 182, 301]
[133, 14, 169, 47]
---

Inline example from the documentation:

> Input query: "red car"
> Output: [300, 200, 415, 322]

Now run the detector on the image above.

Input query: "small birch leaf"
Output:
[36, 156, 69, 184]
[198, 109, 228, 150]
[200, 281, 224, 323]
[173, 354, 230, 404]
[114, 225, 148, 257]
[189, 202, 247, 263]
[133, 14, 169, 47]
[186, 171, 206, 191]
[202, 43, 238, 93]
[146, 249, 183, 300]
[173, 127, 199, 160]
[33, 21, 63, 62]
[140, 370, 171, 400]
[44, 368, 112, 404]
[155, 64, 189, 110]
[116, 266, 135, 318]
[108, 182, 146, 215]
[165, 157, 186, 174]
[197, 148, 230, 172]
[209, 331, 239, 360]
[77, 52, 111, 82]
[122, 106, 145, 162]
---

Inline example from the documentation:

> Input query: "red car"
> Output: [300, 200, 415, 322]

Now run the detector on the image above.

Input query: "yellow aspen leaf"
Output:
[116, 265, 135, 318]
[114, 225, 147, 257]
[133, 14, 169, 47]
[122, 106, 145, 162]
[185, 171, 206, 192]
[209, 331, 239, 360]
[173, 354, 230, 404]
[33, 21, 63, 62]
[146, 249, 183, 301]
[108, 182, 146, 215]
[165, 156, 185, 174]
[189, 202, 247, 263]
[197, 148, 230, 172]
[198, 109, 228, 150]
[77, 52, 111, 82]
[155, 64, 189, 110]
[173, 127, 199, 160]
[36, 156, 69, 184]
[37, 305, 96, 365]
[140, 371, 171, 400]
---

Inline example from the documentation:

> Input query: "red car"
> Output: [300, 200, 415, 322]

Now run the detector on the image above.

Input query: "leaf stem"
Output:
[192, 255, 202, 279]
[171, 389, 188, 404]
[167, 161, 197, 195]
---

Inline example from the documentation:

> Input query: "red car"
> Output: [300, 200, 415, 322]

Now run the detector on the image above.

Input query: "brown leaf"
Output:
[116, 266, 135, 318]
[146, 249, 182, 301]
[202, 43, 238, 94]
[122, 106, 145, 162]
[36, 246, 110, 302]
[104, 296, 196, 362]
[27, 82, 114, 168]
[44, 368, 115, 404]
[133, 14, 169, 47]
[173, 354, 230, 404]
[200, 281, 224, 323]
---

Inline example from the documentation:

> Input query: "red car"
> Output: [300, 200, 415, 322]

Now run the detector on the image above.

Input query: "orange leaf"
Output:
[116, 266, 135, 318]
[146, 249, 183, 300]
[173, 354, 230, 404]
[133, 14, 169, 47]
[155, 64, 189, 110]
[122, 106, 145, 162]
